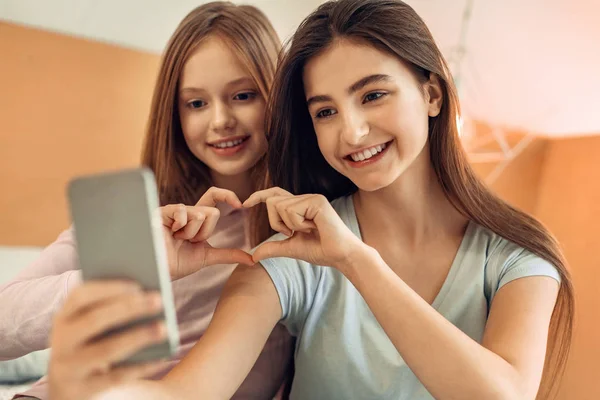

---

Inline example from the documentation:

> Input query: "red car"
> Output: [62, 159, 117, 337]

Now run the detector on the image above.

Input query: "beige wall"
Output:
[0, 22, 160, 245]
[536, 137, 600, 400]
[1, 22, 598, 399]
[472, 134, 600, 400]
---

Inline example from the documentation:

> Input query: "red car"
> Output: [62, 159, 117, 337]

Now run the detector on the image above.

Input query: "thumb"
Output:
[202, 246, 254, 267]
[252, 240, 296, 263]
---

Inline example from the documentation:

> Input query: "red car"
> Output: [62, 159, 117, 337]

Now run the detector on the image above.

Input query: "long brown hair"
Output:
[266, 1, 573, 398]
[141, 1, 280, 245]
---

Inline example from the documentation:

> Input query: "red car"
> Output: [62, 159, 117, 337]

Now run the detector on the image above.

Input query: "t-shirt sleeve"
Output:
[486, 240, 561, 302]
[255, 234, 323, 336]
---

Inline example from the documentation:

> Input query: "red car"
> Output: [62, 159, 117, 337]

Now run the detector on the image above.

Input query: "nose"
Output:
[339, 110, 369, 146]
[211, 102, 237, 132]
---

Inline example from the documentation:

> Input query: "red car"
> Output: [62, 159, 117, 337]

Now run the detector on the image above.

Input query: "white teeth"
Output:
[214, 138, 245, 148]
[349, 143, 387, 162]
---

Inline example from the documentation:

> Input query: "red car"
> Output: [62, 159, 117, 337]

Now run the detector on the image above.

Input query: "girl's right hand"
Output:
[48, 281, 168, 400]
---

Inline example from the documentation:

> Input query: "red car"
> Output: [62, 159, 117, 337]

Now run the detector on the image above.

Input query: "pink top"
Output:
[0, 205, 294, 399]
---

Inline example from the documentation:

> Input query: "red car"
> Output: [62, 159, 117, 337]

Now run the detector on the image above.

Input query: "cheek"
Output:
[378, 102, 429, 147]
[315, 128, 339, 165]
[180, 111, 209, 143]
[239, 101, 266, 133]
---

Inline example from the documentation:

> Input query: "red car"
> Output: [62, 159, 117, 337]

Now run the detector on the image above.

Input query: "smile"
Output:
[208, 136, 250, 148]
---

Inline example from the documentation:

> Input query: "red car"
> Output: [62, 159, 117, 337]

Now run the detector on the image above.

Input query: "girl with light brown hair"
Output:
[2, 3, 293, 399]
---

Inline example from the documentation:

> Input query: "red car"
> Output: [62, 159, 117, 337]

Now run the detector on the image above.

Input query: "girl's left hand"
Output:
[243, 188, 366, 271]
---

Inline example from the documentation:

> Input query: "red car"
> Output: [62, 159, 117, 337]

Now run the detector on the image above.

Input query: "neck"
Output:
[210, 170, 255, 203]
[354, 146, 467, 246]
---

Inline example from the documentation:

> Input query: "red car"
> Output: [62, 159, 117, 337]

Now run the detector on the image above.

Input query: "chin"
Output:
[352, 171, 402, 192]
[353, 178, 393, 192]
[211, 163, 255, 177]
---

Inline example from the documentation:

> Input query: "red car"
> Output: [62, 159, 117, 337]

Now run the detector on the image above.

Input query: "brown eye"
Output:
[316, 108, 337, 119]
[363, 92, 386, 103]
[233, 92, 257, 101]
[188, 100, 206, 109]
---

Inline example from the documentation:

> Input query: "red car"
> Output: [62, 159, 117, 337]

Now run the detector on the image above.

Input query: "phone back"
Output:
[67, 167, 179, 364]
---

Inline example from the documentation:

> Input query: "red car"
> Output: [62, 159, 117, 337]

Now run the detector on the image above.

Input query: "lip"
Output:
[207, 134, 250, 146]
[207, 135, 251, 156]
[344, 140, 393, 168]
[343, 140, 393, 159]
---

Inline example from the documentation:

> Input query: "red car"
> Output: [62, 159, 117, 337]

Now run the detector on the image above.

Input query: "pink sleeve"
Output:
[0, 228, 82, 360]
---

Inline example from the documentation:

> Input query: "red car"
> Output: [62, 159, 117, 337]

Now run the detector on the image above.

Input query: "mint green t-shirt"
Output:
[259, 195, 560, 400]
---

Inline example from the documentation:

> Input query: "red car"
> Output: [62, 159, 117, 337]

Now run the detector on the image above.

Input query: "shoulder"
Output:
[471, 223, 561, 302]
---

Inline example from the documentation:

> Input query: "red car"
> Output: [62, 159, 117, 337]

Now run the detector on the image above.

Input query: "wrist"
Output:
[337, 239, 380, 278]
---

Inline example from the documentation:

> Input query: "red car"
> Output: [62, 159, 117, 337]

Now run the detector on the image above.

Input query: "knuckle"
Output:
[266, 197, 277, 207]
[316, 194, 328, 204]
[195, 211, 207, 222]
[269, 220, 281, 231]
[204, 206, 218, 217]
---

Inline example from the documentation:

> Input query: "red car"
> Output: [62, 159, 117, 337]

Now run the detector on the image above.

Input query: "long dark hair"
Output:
[266, 1, 573, 398]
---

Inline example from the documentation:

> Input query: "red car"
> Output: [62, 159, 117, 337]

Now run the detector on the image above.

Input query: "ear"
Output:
[425, 74, 443, 117]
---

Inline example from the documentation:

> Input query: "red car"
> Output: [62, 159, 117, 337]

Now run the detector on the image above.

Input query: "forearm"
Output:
[0, 270, 80, 359]
[85, 380, 177, 400]
[162, 264, 282, 399]
[343, 247, 524, 400]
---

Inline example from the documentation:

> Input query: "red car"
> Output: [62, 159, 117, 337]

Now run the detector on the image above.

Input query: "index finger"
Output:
[196, 187, 242, 208]
[243, 187, 293, 208]
[60, 281, 142, 320]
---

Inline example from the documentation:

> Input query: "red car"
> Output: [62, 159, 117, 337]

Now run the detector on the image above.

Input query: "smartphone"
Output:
[67, 167, 179, 364]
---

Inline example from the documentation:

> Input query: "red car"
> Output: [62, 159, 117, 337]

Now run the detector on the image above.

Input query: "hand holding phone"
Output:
[67, 168, 180, 364]
[48, 281, 168, 400]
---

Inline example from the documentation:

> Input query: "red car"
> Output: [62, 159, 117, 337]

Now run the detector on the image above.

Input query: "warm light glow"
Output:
[457, 115, 465, 137]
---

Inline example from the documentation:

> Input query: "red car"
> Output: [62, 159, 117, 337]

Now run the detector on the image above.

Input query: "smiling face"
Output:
[178, 35, 268, 182]
[302, 39, 443, 192]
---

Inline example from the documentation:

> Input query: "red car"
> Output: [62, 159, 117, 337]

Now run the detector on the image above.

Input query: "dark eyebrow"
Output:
[306, 95, 333, 108]
[348, 74, 393, 94]
[306, 74, 394, 108]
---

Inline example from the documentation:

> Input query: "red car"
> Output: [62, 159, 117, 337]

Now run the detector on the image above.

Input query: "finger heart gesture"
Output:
[243, 188, 362, 270]
[160, 187, 253, 280]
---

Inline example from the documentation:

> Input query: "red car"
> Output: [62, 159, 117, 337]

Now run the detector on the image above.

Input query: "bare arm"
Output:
[0, 228, 81, 359]
[346, 247, 559, 400]
[160, 263, 283, 399]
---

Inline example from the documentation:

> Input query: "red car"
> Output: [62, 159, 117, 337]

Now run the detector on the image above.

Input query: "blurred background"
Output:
[0, 0, 598, 398]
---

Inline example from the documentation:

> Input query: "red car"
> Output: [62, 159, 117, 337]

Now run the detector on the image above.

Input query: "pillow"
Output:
[0, 350, 50, 384]
[0, 246, 43, 283]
